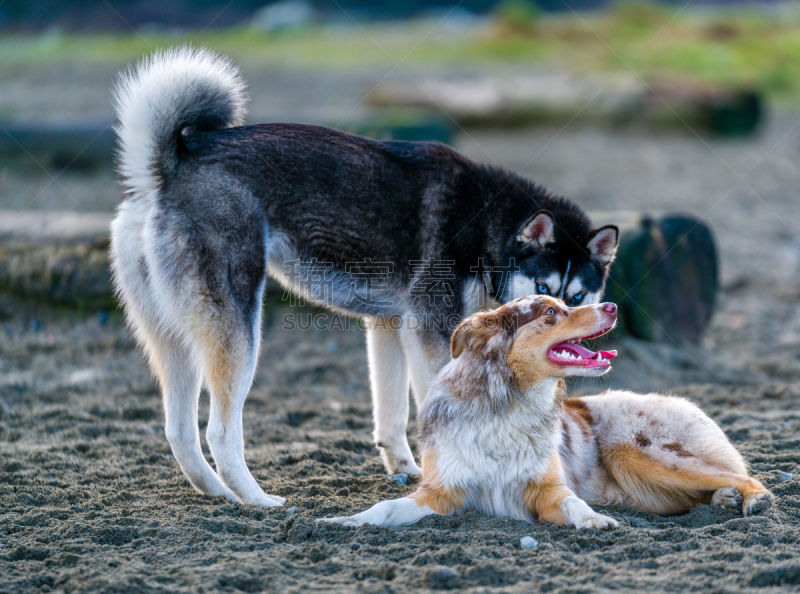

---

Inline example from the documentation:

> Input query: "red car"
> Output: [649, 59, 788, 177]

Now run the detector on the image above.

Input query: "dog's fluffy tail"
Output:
[112, 47, 247, 200]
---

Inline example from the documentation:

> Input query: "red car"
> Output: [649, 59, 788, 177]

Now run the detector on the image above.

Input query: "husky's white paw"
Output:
[395, 460, 422, 476]
[743, 492, 773, 517]
[378, 441, 422, 476]
[711, 486, 742, 510]
[576, 513, 619, 530]
[202, 483, 238, 502]
[241, 493, 285, 507]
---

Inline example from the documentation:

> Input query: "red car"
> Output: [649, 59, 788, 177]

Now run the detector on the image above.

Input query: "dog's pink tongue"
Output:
[553, 343, 618, 360]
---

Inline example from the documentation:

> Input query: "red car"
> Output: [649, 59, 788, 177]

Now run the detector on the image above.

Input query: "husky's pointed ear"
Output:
[517, 211, 555, 251]
[450, 312, 502, 359]
[587, 225, 619, 266]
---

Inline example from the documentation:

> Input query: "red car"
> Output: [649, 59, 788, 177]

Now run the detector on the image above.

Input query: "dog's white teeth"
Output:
[555, 350, 593, 362]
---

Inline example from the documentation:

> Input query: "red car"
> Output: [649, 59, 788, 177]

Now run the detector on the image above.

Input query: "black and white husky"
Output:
[110, 48, 619, 506]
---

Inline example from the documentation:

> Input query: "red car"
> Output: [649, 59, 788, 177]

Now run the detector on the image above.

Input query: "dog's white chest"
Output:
[433, 401, 560, 521]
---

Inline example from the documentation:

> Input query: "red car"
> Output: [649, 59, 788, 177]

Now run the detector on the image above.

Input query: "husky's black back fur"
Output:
[174, 123, 606, 328]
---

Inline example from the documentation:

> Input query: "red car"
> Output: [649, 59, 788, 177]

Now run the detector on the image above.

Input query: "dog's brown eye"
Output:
[546, 308, 555, 315]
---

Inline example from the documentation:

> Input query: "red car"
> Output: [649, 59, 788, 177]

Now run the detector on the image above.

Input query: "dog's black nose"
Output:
[602, 303, 617, 315]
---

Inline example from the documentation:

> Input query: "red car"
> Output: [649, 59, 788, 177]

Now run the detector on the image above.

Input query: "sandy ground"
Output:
[1, 61, 800, 592]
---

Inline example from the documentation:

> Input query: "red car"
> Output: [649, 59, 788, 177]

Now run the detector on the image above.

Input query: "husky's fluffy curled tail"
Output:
[113, 47, 247, 201]
[110, 49, 285, 507]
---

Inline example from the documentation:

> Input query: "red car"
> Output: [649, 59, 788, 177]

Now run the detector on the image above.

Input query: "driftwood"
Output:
[0, 77, 763, 173]
[0, 210, 716, 342]
[367, 74, 762, 136]
[0, 120, 116, 169]
[0, 211, 113, 308]
[0, 118, 453, 170]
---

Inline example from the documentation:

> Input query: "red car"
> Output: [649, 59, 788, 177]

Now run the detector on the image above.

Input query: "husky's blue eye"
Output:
[571, 293, 585, 304]
[536, 284, 548, 295]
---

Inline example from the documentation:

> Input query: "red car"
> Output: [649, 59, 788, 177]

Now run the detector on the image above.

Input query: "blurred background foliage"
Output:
[1, 0, 799, 106]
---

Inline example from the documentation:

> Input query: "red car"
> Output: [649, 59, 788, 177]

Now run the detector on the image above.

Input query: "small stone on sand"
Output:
[424, 566, 458, 588]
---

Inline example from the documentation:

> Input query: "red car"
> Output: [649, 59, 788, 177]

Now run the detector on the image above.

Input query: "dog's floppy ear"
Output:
[587, 225, 619, 266]
[517, 211, 555, 251]
[450, 312, 503, 359]
[450, 320, 472, 359]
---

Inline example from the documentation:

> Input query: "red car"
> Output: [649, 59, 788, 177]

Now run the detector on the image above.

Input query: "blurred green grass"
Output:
[2, 4, 800, 105]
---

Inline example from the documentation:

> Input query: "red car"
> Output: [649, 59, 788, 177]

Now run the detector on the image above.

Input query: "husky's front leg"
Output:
[398, 324, 450, 410]
[367, 322, 421, 475]
[322, 497, 438, 527]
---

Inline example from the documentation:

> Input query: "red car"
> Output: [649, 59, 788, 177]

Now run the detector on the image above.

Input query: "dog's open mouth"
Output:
[547, 327, 617, 368]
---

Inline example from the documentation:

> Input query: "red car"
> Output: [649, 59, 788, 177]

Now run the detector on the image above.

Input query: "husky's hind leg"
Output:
[151, 332, 236, 500]
[203, 332, 284, 506]
[110, 204, 233, 499]
[193, 286, 284, 507]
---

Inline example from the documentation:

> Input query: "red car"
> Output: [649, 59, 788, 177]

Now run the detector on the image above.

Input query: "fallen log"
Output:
[0, 210, 114, 308]
[0, 117, 453, 170]
[367, 74, 763, 136]
[0, 210, 717, 342]
[0, 119, 116, 169]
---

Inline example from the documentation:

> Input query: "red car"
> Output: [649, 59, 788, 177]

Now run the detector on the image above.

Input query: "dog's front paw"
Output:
[562, 496, 618, 530]
[320, 498, 437, 527]
[743, 492, 773, 517]
[711, 486, 742, 510]
[318, 515, 367, 527]
[576, 513, 619, 530]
